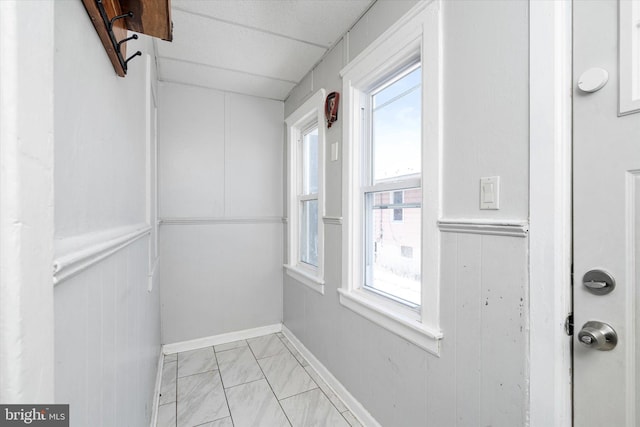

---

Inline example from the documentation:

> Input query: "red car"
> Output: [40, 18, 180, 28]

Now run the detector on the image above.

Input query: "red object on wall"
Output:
[325, 92, 340, 128]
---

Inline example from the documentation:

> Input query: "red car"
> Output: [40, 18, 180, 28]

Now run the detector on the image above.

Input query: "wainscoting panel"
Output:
[54, 236, 160, 426]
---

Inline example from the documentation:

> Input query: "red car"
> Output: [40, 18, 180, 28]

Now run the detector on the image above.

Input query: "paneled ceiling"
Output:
[155, 0, 374, 100]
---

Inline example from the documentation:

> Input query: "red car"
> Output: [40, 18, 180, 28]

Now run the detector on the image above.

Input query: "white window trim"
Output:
[285, 89, 326, 295]
[339, 1, 442, 354]
[619, 0, 640, 115]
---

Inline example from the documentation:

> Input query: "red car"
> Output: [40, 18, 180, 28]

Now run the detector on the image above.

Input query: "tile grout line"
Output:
[167, 333, 356, 427]
[302, 365, 347, 414]
[277, 387, 320, 403]
[247, 338, 295, 427]
[223, 377, 264, 391]
[210, 346, 235, 427]
[176, 368, 220, 380]
[213, 340, 248, 354]
[174, 346, 227, 427]
[276, 335, 354, 425]
[173, 355, 178, 427]
[217, 350, 236, 427]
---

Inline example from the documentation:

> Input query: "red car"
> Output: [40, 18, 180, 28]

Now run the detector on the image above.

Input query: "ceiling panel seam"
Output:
[157, 78, 286, 103]
[158, 56, 299, 84]
[172, 6, 331, 49]
[282, 0, 377, 103]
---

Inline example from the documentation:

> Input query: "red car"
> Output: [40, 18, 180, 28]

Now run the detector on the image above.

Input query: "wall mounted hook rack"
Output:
[95, 0, 140, 75]
[81, 0, 172, 77]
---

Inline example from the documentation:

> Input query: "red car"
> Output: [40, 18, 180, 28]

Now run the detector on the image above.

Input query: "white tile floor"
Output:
[156, 332, 363, 427]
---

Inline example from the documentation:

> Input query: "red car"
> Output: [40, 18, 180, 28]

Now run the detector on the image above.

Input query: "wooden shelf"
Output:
[121, 0, 173, 42]
[81, 0, 172, 77]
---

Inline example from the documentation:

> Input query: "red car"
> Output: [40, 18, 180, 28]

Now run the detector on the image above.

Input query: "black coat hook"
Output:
[109, 11, 133, 30]
[118, 34, 138, 49]
[94, 0, 141, 74]
[125, 51, 142, 66]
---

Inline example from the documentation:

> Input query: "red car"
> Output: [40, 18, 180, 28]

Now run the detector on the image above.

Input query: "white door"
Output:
[573, 1, 640, 426]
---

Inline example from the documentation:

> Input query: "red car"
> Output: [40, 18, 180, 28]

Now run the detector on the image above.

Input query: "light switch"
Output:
[331, 142, 339, 161]
[480, 176, 500, 210]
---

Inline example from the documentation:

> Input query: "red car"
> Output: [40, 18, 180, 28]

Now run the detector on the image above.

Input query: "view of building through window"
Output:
[364, 65, 422, 306]
[300, 126, 319, 267]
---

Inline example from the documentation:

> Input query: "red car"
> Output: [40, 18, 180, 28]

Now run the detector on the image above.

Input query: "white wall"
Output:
[53, 1, 161, 425]
[283, 1, 530, 425]
[158, 83, 284, 344]
[0, 0, 55, 403]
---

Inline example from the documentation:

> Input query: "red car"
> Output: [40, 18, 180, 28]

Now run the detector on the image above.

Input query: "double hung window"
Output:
[363, 63, 422, 308]
[285, 89, 326, 294]
[299, 125, 319, 267]
[339, 2, 441, 353]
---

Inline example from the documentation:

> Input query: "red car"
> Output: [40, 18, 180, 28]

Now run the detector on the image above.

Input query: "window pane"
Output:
[392, 190, 403, 221]
[300, 199, 318, 267]
[365, 189, 421, 306]
[372, 66, 421, 183]
[302, 127, 318, 195]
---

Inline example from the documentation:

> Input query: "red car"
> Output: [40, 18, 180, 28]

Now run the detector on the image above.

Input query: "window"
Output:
[364, 65, 422, 307]
[392, 191, 404, 222]
[339, 2, 442, 353]
[285, 89, 326, 294]
[300, 125, 319, 267]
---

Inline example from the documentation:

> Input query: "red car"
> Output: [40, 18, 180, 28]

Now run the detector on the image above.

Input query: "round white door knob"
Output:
[577, 68, 609, 93]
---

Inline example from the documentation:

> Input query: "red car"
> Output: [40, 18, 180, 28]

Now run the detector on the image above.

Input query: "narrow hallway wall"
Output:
[158, 83, 284, 344]
[52, 1, 161, 425]
[284, 1, 530, 425]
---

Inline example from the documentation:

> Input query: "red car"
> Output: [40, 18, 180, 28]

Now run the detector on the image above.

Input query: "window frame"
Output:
[285, 89, 326, 294]
[339, 2, 442, 354]
[299, 123, 319, 268]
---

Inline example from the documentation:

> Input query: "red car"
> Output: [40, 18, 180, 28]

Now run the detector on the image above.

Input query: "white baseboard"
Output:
[282, 325, 381, 427]
[149, 349, 164, 427]
[162, 323, 282, 354]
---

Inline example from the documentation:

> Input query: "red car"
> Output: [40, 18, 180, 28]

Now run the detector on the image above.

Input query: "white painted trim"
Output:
[337, 289, 441, 355]
[162, 324, 282, 354]
[148, 255, 160, 293]
[619, 0, 640, 115]
[281, 325, 381, 427]
[625, 170, 640, 427]
[322, 216, 343, 225]
[53, 224, 151, 285]
[149, 349, 164, 427]
[437, 219, 529, 237]
[0, 0, 55, 402]
[285, 88, 327, 293]
[339, 0, 433, 79]
[529, 1, 573, 426]
[341, 0, 442, 346]
[284, 265, 325, 295]
[160, 217, 285, 225]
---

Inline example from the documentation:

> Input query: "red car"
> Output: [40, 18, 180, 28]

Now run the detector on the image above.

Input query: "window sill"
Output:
[337, 288, 442, 355]
[284, 265, 325, 295]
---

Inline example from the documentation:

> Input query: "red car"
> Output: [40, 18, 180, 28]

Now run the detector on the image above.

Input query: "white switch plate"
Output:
[480, 176, 500, 210]
[331, 142, 339, 161]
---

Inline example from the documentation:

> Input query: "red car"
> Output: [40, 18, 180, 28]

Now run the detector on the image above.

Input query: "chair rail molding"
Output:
[160, 216, 285, 225]
[437, 218, 529, 237]
[53, 223, 151, 285]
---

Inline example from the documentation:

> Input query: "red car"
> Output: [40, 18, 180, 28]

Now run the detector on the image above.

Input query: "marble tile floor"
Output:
[156, 332, 363, 427]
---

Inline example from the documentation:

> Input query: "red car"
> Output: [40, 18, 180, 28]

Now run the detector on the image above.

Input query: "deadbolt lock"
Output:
[577, 321, 617, 351]
[582, 269, 616, 295]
